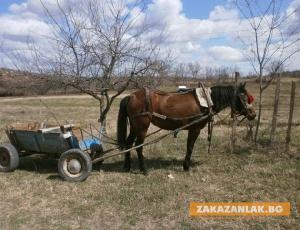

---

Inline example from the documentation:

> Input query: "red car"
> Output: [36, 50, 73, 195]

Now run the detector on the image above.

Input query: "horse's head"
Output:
[233, 82, 256, 120]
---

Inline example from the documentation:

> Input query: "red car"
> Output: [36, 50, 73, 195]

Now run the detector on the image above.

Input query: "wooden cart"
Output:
[0, 123, 102, 182]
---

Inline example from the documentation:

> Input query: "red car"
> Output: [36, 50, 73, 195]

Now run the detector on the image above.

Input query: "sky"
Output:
[0, 0, 299, 74]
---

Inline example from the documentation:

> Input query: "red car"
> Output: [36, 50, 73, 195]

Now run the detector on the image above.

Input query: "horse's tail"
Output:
[117, 96, 130, 149]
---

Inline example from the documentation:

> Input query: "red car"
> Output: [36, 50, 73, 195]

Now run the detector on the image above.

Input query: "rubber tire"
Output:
[0, 143, 19, 172]
[58, 149, 92, 182]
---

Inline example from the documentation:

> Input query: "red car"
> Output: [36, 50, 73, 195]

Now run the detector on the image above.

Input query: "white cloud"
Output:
[286, 0, 300, 34]
[140, 0, 245, 68]
[0, 0, 299, 73]
[208, 46, 244, 62]
[209, 5, 239, 20]
[9, 0, 66, 16]
[0, 14, 50, 38]
[147, 0, 183, 25]
[9, 3, 27, 14]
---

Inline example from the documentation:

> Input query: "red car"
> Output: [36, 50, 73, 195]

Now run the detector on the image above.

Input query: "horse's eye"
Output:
[240, 93, 247, 102]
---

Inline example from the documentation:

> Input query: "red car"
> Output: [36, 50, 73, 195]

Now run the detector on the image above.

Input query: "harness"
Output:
[144, 87, 152, 115]
[138, 87, 210, 121]
[199, 82, 214, 153]
[138, 85, 254, 154]
[139, 85, 214, 153]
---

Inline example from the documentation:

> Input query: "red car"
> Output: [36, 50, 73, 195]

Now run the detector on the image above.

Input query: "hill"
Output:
[0, 68, 76, 97]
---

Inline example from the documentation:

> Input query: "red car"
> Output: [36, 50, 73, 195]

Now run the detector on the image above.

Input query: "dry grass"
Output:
[0, 80, 299, 229]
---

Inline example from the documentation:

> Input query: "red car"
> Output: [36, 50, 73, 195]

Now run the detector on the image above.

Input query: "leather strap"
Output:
[144, 87, 152, 113]
[199, 82, 212, 115]
[199, 82, 214, 154]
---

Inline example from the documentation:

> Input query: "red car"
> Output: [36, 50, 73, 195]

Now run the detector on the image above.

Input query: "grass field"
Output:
[0, 80, 299, 229]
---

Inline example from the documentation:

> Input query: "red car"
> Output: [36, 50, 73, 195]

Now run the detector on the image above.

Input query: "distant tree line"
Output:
[1, 65, 300, 97]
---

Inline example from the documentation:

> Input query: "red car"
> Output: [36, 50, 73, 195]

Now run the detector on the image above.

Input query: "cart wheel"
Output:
[58, 149, 92, 182]
[0, 143, 19, 172]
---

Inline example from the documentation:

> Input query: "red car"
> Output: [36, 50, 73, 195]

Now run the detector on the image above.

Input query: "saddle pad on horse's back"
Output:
[195, 88, 214, 108]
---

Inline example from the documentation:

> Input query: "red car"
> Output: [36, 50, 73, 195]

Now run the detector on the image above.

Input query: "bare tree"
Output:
[187, 62, 201, 79]
[215, 66, 231, 83]
[235, 0, 300, 143]
[205, 67, 214, 80]
[174, 63, 187, 85]
[6, 0, 166, 129]
[131, 58, 172, 88]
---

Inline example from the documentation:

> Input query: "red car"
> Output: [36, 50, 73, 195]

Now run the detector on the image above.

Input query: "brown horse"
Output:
[117, 83, 256, 174]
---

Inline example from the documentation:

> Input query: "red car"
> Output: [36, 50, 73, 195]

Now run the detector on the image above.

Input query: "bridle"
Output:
[207, 85, 254, 154]
[232, 89, 255, 120]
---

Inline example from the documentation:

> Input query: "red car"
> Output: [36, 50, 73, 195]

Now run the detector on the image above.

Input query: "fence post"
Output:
[270, 74, 281, 143]
[285, 81, 296, 152]
[231, 72, 239, 153]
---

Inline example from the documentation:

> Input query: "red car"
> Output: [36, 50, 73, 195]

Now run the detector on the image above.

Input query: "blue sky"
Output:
[0, 0, 299, 73]
[182, 0, 227, 18]
[0, 0, 292, 18]
[183, 0, 291, 19]
[0, 0, 22, 12]
[1, 0, 230, 17]
[0, 0, 289, 18]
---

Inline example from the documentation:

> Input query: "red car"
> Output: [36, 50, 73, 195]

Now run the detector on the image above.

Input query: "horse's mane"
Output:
[210, 85, 235, 112]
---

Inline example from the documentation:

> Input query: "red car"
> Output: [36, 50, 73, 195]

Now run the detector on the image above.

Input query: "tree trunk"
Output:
[99, 95, 107, 134]
[254, 72, 263, 144]
[270, 74, 281, 143]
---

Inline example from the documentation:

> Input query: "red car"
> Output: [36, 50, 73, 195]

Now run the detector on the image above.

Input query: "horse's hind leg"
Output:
[123, 127, 136, 172]
[135, 129, 148, 175]
[183, 128, 200, 171]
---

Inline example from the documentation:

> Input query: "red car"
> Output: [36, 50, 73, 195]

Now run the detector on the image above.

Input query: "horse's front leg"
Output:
[183, 128, 200, 171]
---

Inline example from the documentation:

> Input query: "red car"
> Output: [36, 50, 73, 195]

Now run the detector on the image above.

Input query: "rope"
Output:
[146, 128, 163, 138]
[207, 121, 213, 154]
[80, 128, 118, 145]
[93, 112, 213, 164]
[90, 124, 117, 142]
[215, 112, 231, 123]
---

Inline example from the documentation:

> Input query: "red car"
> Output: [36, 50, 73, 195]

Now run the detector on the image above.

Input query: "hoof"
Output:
[123, 166, 131, 172]
[141, 169, 148, 176]
[183, 162, 190, 171]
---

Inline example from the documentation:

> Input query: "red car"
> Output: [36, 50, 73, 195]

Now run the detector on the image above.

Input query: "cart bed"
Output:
[6, 123, 72, 155]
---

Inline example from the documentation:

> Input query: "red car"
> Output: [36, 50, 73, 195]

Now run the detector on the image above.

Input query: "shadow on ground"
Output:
[97, 157, 205, 173]
[18, 156, 58, 174]
[17, 155, 205, 179]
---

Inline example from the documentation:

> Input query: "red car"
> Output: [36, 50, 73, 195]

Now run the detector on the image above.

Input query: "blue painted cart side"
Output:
[6, 124, 102, 156]
[9, 130, 70, 154]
